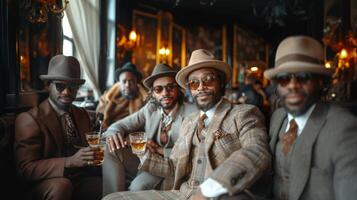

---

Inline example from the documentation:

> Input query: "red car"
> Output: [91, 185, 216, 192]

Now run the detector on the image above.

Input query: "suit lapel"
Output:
[269, 109, 287, 153]
[205, 100, 232, 153]
[289, 103, 328, 200]
[147, 109, 161, 139]
[40, 100, 65, 153]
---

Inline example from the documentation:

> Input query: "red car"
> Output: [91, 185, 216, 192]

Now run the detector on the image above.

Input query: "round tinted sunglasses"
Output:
[274, 72, 315, 86]
[187, 74, 217, 90]
[152, 83, 178, 94]
[52, 82, 80, 93]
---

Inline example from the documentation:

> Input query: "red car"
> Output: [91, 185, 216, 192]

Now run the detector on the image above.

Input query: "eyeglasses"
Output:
[152, 83, 178, 94]
[274, 72, 315, 86]
[52, 82, 80, 93]
[187, 74, 217, 90]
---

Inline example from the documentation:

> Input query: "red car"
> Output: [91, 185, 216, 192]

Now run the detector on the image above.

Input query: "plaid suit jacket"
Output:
[141, 99, 271, 195]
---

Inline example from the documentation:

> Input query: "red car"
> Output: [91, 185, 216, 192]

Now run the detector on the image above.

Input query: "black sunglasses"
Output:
[187, 74, 217, 90]
[274, 72, 315, 86]
[152, 83, 178, 94]
[52, 81, 80, 93]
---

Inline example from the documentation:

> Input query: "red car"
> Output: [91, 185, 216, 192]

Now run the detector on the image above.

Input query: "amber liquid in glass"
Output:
[130, 139, 147, 154]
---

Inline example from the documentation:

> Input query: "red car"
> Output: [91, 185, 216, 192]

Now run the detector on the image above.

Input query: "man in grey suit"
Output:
[264, 35, 357, 200]
[102, 63, 196, 195]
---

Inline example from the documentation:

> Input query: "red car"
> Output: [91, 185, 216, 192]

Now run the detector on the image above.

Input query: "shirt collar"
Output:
[160, 102, 179, 125]
[200, 98, 223, 126]
[287, 104, 316, 136]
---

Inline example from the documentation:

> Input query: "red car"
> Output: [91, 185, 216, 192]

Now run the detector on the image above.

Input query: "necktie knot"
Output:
[282, 119, 298, 155]
[199, 114, 207, 126]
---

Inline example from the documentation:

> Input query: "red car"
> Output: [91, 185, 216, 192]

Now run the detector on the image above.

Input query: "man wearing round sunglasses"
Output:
[14, 55, 102, 200]
[102, 63, 196, 195]
[96, 62, 147, 129]
[264, 36, 357, 200]
[102, 49, 270, 200]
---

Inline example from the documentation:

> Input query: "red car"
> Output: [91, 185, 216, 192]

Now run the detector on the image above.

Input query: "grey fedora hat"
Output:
[143, 63, 178, 89]
[40, 55, 85, 84]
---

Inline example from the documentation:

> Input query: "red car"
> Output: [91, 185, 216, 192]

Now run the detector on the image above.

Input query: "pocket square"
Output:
[213, 129, 230, 140]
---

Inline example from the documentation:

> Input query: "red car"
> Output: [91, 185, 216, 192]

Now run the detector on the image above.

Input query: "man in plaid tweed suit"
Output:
[103, 49, 271, 200]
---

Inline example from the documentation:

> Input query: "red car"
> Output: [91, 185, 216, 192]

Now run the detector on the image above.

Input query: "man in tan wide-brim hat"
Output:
[265, 35, 357, 200]
[14, 55, 102, 200]
[103, 49, 271, 200]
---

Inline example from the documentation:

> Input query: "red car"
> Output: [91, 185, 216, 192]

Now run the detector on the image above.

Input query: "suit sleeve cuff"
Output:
[200, 178, 228, 198]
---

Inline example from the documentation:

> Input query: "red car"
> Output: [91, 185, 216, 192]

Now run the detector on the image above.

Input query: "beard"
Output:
[154, 96, 178, 111]
[49, 94, 73, 111]
[192, 91, 220, 112]
[280, 90, 320, 117]
[122, 89, 138, 100]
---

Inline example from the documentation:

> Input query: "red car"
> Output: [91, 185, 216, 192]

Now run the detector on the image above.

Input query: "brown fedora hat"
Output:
[40, 55, 85, 84]
[264, 36, 332, 80]
[176, 49, 231, 89]
[143, 63, 178, 89]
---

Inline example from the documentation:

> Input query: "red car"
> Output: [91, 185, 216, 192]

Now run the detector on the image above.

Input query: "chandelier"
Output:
[24, 0, 70, 23]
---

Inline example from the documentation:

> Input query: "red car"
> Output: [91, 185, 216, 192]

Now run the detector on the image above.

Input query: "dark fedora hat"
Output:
[115, 62, 142, 82]
[143, 63, 178, 89]
[40, 55, 85, 84]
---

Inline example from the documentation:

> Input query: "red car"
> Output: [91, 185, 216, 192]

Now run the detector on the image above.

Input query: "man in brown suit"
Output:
[264, 36, 357, 200]
[96, 62, 147, 129]
[102, 63, 196, 195]
[14, 55, 102, 200]
[103, 49, 271, 200]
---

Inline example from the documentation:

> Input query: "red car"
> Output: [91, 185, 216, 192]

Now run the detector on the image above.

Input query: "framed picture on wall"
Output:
[132, 10, 159, 79]
[232, 25, 268, 87]
[172, 23, 186, 68]
[186, 24, 226, 62]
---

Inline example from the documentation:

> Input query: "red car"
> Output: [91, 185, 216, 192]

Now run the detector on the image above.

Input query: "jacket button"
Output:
[231, 178, 237, 185]
[197, 159, 202, 164]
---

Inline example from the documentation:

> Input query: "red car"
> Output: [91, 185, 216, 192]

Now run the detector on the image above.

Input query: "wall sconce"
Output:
[324, 61, 332, 69]
[24, 0, 70, 23]
[117, 25, 139, 60]
[158, 46, 170, 63]
[249, 66, 259, 72]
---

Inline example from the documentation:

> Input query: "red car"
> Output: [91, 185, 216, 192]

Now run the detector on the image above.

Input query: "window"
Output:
[62, 13, 75, 56]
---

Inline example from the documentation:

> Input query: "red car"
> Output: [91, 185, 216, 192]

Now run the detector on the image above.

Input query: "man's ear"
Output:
[44, 81, 51, 90]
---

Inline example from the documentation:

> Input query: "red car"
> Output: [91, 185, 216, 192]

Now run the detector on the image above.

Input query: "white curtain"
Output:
[65, 0, 101, 98]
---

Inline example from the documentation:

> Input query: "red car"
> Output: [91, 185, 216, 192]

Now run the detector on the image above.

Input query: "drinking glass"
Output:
[129, 132, 147, 155]
[85, 131, 101, 147]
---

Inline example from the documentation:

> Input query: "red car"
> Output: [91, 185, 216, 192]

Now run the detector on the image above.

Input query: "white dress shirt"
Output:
[286, 104, 316, 136]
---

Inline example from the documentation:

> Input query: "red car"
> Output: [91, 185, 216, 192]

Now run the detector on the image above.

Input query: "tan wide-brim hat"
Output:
[40, 55, 85, 84]
[143, 63, 178, 89]
[264, 35, 332, 80]
[176, 49, 231, 89]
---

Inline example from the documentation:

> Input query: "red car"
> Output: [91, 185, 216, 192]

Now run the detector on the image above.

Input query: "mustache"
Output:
[159, 96, 173, 101]
[281, 91, 307, 99]
[193, 91, 213, 98]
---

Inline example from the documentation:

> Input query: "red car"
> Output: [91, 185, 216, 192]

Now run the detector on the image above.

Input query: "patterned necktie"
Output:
[282, 119, 298, 155]
[197, 114, 207, 139]
[62, 113, 77, 144]
[160, 120, 172, 145]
